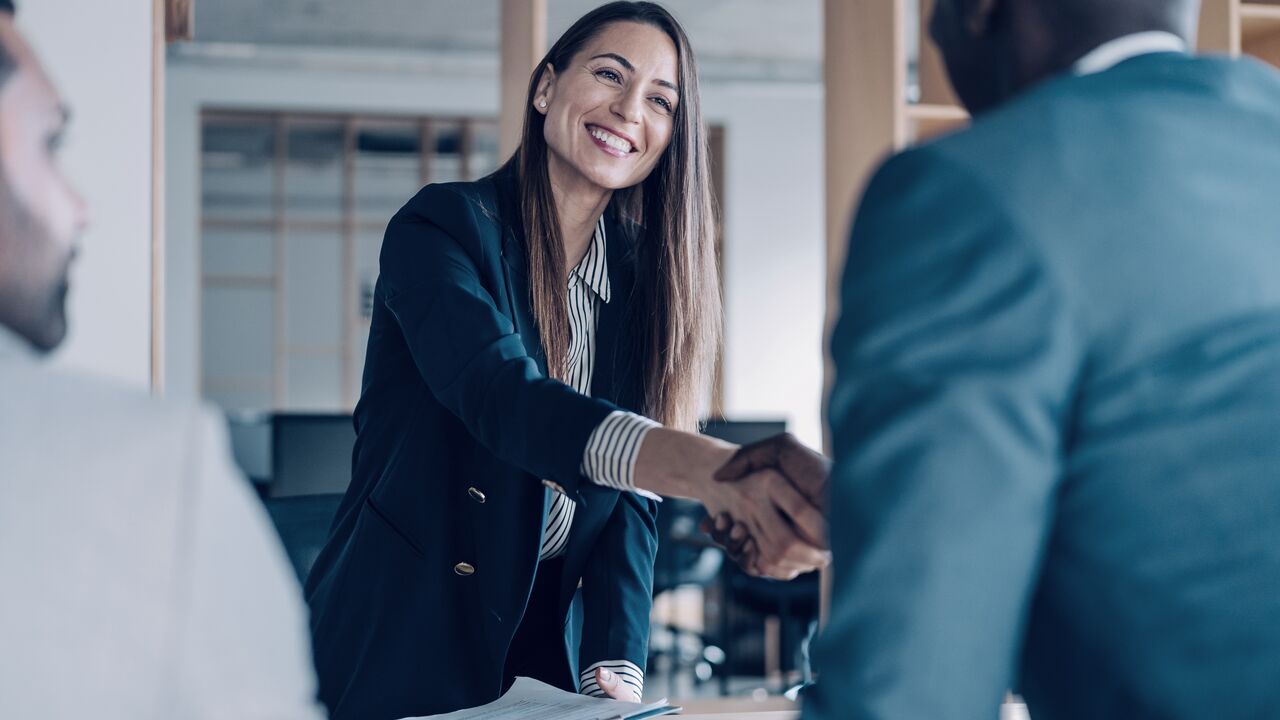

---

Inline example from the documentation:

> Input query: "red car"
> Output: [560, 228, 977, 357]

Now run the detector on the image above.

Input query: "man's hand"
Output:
[714, 432, 831, 510]
[702, 434, 831, 577]
[699, 512, 751, 566]
[699, 467, 830, 580]
[631, 428, 829, 580]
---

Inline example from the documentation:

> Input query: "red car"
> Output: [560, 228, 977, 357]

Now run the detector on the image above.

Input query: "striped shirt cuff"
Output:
[580, 659, 644, 703]
[580, 411, 660, 494]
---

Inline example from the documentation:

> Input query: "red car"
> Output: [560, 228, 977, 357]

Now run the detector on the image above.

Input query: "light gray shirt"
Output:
[0, 327, 325, 719]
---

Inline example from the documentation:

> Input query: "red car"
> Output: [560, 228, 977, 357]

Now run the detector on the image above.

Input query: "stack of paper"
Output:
[400, 677, 681, 720]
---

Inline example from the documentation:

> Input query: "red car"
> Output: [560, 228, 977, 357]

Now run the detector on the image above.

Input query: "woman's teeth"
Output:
[589, 126, 633, 153]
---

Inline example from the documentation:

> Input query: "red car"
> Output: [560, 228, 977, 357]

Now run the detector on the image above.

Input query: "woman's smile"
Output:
[586, 123, 638, 158]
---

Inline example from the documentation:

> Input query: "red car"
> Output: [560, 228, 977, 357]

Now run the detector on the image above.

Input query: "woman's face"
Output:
[537, 21, 680, 193]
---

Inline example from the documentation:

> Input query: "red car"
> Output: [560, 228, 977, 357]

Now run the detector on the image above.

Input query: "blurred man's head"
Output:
[0, 4, 88, 353]
[930, 0, 1201, 115]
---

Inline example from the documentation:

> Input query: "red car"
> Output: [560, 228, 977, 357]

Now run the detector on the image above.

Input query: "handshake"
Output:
[637, 430, 832, 581]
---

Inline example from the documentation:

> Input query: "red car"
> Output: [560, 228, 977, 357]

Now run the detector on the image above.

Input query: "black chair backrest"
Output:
[271, 413, 356, 497]
[264, 493, 344, 584]
[653, 498, 722, 595]
[700, 419, 787, 446]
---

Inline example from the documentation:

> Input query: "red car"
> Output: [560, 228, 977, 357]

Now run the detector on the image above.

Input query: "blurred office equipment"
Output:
[264, 493, 345, 583]
[650, 496, 726, 693]
[271, 413, 355, 497]
[227, 412, 355, 497]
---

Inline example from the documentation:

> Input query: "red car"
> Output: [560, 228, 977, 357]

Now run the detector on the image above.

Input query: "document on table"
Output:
[399, 677, 681, 720]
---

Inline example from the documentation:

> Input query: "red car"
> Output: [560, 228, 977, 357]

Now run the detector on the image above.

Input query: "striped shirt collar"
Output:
[569, 216, 611, 304]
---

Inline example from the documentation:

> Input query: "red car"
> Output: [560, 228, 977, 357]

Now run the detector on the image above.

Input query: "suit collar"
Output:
[588, 209, 642, 411]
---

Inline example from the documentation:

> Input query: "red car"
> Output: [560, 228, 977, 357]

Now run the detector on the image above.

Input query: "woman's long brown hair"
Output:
[498, 1, 720, 431]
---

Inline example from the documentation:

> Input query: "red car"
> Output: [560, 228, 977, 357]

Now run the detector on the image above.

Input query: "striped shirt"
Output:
[538, 215, 658, 703]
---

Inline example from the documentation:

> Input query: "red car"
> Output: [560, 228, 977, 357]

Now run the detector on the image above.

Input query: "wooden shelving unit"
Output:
[825, 0, 1280, 354]
[1240, 1, 1280, 65]
[1200, 0, 1280, 63]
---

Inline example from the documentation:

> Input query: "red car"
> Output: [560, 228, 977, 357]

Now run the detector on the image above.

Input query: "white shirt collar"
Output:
[1073, 31, 1188, 76]
[568, 216, 611, 303]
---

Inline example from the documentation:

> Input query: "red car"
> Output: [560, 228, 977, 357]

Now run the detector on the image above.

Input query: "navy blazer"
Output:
[305, 170, 659, 720]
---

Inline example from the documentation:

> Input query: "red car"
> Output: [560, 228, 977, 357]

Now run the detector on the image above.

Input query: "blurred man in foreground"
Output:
[0, 4, 325, 717]
[807, 0, 1280, 718]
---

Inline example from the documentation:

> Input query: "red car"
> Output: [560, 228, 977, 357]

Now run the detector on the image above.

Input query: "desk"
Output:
[675, 707, 793, 712]
[672, 696, 798, 719]
[672, 696, 797, 715]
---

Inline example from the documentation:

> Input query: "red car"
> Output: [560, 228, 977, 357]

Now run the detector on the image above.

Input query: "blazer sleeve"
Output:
[804, 147, 1085, 720]
[577, 490, 660, 697]
[379, 184, 619, 498]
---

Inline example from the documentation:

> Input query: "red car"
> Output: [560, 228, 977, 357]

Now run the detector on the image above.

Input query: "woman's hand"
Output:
[593, 667, 640, 702]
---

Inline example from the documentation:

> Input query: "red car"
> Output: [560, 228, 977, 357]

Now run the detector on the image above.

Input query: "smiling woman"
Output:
[302, 3, 827, 720]
[515, 6, 717, 430]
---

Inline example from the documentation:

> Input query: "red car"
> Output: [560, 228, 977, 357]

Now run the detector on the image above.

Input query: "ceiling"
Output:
[192, 0, 826, 72]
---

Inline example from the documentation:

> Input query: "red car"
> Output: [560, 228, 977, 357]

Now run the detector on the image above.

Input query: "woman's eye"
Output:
[651, 97, 673, 113]
[595, 68, 622, 83]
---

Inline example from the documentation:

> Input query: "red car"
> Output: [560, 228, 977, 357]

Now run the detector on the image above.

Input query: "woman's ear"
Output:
[533, 62, 557, 114]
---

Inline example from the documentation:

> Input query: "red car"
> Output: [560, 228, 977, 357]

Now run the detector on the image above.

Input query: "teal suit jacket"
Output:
[808, 53, 1280, 720]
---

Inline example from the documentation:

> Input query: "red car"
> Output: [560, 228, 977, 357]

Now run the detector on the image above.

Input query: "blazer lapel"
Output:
[500, 226, 550, 380]
[589, 211, 642, 412]
[494, 183, 558, 554]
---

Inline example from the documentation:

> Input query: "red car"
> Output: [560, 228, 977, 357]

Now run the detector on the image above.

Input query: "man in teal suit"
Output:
[804, 0, 1280, 717]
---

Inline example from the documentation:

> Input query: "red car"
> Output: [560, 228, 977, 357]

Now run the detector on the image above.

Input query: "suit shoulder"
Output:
[14, 364, 199, 427]
[1, 365, 220, 503]
[386, 178, 507, 264]
[399, 178, 504, 233]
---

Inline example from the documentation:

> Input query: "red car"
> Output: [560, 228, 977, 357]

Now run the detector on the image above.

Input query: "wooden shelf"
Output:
[906, 103, 969, 122]
[906, 103, 970, 142]
[1242, 2, 1280, 37]
[1242, 1, 1280, 65]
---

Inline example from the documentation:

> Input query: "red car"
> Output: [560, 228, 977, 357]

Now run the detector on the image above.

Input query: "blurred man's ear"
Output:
[962, 0, 1003, 37]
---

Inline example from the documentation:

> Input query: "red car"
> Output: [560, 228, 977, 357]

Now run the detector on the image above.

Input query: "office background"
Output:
[20, 0, 1280, 705]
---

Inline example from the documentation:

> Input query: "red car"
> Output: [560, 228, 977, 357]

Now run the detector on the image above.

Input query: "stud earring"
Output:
[539, 99, 547, 108]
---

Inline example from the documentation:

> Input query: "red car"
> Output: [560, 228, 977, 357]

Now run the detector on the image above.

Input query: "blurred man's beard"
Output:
[0, 171, 70, 353]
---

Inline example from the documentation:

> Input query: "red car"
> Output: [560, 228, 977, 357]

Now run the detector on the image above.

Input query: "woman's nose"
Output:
[610, 89, 644, 124]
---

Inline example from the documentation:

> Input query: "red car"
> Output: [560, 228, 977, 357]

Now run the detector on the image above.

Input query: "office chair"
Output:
[263, 493, 344, 583]
[649, 497, 725, 693]
[270, 413, 356, 497]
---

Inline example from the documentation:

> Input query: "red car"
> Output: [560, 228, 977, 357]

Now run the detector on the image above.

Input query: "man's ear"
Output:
[533, 62, 556, 114]
[963, 0, 1002, 36]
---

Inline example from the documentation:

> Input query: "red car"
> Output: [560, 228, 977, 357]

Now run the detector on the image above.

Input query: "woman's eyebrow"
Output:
[590, 52, 679, 93]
